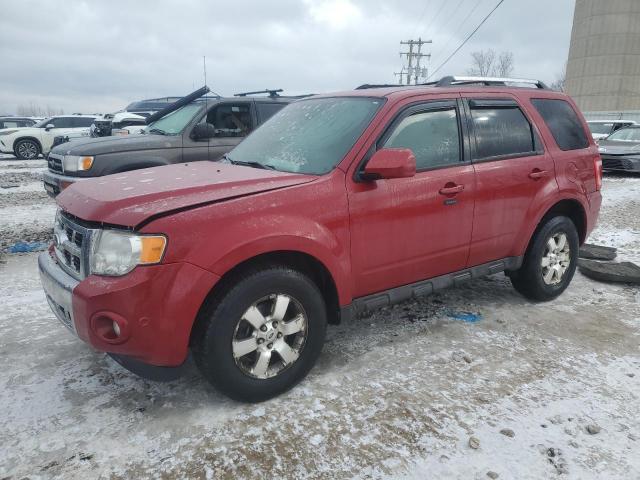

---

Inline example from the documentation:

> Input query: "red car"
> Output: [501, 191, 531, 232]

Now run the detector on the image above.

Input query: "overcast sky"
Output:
[0, 0, 575, 115]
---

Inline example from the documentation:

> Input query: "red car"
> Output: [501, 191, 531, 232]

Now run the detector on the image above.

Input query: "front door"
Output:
[348, 100, 475, 298]
[183, 101, 255, 162]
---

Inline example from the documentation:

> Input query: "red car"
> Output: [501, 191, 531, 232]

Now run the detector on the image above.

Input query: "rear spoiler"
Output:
[145, 86, 210, 125]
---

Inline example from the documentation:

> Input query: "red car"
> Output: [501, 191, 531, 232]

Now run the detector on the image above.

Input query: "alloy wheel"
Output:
[232, 294, 308, 379]
[17, 141, 38, 159]
[541, 232, 571, 285]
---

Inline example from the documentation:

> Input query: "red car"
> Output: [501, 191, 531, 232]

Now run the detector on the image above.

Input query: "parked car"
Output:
[39, 76, 602, 402]
[0, 116, 37, 130]
[43, 88, 300, 197]
[597, 125, 640, 172]
[587, 120, 636, 141]
[0, 115, 97, 159]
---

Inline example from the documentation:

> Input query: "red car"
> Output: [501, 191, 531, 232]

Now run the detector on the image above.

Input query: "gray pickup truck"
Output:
[43, 89, 300, 197]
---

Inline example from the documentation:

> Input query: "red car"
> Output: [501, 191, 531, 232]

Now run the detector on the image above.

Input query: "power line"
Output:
[428, 0, 467, 45]
[430, 0, 484, 64]
[427, 0, 506, 80]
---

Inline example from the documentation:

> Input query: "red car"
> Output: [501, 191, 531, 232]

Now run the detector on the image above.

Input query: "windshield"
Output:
[228, 97, 383, 174]
[34, 118, 53, 128]
[606, 128, 640, 142]
[146, 103, 202, 135]
[588, 123, 613, 135]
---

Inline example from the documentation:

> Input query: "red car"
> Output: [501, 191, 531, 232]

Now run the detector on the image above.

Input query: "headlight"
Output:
[90, 230, 167, 276]
[0, 129, 19, 136]
[63, 155, 94, 172]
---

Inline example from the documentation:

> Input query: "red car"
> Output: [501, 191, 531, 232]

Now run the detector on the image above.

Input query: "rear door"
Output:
[348, 98, 476, 297]
[464, 95, 557, 266]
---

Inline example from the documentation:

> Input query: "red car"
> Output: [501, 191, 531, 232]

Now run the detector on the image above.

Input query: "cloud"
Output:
[0, 0, 575, 115]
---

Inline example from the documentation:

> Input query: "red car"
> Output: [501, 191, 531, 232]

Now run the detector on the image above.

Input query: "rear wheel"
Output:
[509, 216, 579, 301]
[193, 266, 327, 402]
[14, 139, 40, 160]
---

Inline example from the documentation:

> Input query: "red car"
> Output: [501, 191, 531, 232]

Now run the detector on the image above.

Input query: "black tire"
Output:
[192, 265, 327, 402]
[509, 216, 579, 301]
[14, 139, 41, 160]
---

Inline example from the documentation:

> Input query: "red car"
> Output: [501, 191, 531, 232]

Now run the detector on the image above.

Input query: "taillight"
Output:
[594, 155, 603, 191]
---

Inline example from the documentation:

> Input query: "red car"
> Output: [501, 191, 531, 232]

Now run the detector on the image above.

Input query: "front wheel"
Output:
[509, 216, 579, 301]
[14, 139, 41, 160]
[193, 266, 327, 402]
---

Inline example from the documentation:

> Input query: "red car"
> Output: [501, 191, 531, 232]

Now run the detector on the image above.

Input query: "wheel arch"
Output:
[13, 136, 43, 153]
[519, 198, 588, 258]
[191, 249, 342, 347]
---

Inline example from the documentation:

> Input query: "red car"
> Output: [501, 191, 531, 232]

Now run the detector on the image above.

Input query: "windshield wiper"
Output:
[148, 128, 167, 135]
[223, 155, 276, 170]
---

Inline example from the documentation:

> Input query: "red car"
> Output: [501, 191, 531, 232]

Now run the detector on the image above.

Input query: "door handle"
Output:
[439, 184, 464, 195]
[528, 169, 549, 180]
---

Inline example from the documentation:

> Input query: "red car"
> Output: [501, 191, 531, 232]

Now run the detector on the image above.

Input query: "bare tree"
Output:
[16, 102, 64, 117]
[467, 49, 496, 76]
[550, 66, 566, 92]
[494, 51, 514, 77]
[467, 49, 514, 77]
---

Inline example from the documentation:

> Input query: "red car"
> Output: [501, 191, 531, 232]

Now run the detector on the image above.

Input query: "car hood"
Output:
[51, 133, 174, 156]
[56, 161, 316, 227]
[598, 140, 640, 155]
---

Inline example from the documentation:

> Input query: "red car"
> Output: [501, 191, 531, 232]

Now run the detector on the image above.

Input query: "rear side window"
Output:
[384, 108, 461, 170]
[257, 103, 285, 123]
[531, 98, 589, 150]
[71, 117, 95, 128]
[470, 102, 537, 159]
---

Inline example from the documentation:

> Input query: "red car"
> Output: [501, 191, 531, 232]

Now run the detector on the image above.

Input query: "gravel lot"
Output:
[1, 157, 639, 479]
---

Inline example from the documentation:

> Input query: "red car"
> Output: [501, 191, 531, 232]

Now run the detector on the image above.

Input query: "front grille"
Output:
[54, 212, 92, 280]
[601, 156, 633, 170]
[45, 293, 74, 332]
[48, 153, 63, 173]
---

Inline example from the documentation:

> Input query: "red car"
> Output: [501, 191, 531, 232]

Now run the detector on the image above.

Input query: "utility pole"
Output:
[399, 38, 432, 85]
[394, 67, 406, 85]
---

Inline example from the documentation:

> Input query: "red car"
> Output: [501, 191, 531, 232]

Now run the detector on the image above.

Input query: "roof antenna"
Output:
[203, 55, 210, 161]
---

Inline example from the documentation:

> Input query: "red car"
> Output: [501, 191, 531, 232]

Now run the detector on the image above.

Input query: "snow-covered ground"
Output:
[0, 172, 638, 479]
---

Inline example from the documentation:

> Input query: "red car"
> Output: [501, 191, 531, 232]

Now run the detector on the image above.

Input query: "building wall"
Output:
[565, 0, 640, 112]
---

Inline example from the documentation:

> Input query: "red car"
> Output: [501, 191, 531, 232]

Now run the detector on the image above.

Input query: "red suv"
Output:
[39, 76, 602, 402]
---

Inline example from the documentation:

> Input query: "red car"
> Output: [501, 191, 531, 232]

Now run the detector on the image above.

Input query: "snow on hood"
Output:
[56, 161, 316, 227]
[50, 133, 173, 156]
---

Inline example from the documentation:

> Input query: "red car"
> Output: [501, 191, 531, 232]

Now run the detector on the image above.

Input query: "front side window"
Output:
[205, 103, 252, 137]
[471, 104, 536, 159]
[531, 98, 589, 151]
[383, 108, 461, 169]
[229, 97, 383, 175]
[146, 103, 202, 135]
[606, 127, 640, 142]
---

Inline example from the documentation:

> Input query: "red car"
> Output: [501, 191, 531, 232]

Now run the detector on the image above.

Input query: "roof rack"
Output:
[355, 83, 400, 90]
[433, 76, 548, 89]
[234, 89, 284, 98]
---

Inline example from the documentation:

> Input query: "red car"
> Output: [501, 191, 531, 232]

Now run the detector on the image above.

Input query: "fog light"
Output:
[113, 321, 121, 337]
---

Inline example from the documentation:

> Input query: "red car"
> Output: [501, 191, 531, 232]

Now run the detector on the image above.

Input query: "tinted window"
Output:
[471, 105, 535, 158]
[72, 117, 95, 128]
[606, 127, 640, 142]
[384, 108, 460, 169]
[205, 103, 252, 137]
[257, 103, 285, 123]
[229, 97, 382, 175]
[49, 117, 74, 128]
[531, 98, 589, 150]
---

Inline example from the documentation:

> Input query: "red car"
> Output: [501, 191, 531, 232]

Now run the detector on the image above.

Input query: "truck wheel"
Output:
[193, 266, 327, 402]
[509, 216, 579, 301]
[14, 139, 41, 159]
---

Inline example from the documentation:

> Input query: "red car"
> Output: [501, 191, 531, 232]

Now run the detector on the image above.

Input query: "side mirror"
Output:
[191, 123, 216, 140]
[45, 124, 55, 131]
[362, 148, 416, 180]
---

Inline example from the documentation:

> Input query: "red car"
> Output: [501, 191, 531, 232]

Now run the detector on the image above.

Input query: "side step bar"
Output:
[340, 256, 522, 321]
